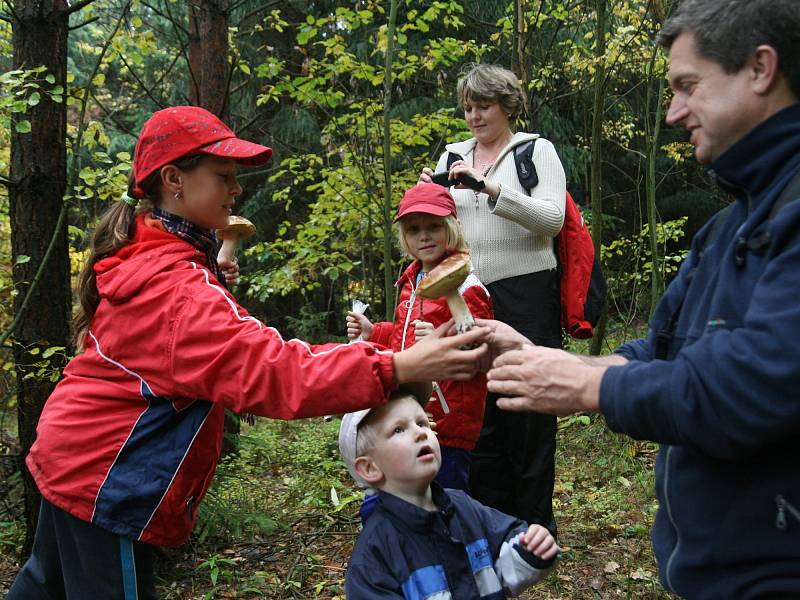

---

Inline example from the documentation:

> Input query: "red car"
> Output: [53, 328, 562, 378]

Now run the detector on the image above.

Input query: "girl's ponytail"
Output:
[72, 172, 153, 349]
[72, 201, 138, 349]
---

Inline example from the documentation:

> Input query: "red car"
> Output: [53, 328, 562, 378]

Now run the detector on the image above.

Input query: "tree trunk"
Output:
[646, 0, 668, 316]
[511, 0, 532, 131]
[645, 53, 665, 315]
[9, 0, 72, 556]
[589, 0, 608, 356]
[188, 0, 238, 454]
[381, 0, 400, 320]
[188, 0, 231, 119]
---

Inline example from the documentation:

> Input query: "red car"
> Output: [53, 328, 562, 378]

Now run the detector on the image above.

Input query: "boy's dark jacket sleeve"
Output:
[457, 490, 557, 594]
[346, 564, 405, 599]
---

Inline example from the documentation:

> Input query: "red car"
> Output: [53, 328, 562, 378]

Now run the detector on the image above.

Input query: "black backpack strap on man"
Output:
[654, 168, 800, 360]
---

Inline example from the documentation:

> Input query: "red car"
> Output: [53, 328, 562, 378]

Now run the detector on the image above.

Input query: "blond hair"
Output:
[355, 392, 420, 457]
[456, 63, 526, 122]
[396, 214, 468, 260]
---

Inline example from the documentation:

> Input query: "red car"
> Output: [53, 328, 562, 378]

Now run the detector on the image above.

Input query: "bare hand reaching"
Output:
[487, 345, 604, 415]
[393, 321, 489, 384]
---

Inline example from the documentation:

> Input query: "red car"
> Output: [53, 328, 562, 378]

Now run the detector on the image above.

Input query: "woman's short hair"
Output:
[396, 214, 468, 259]
[457, 63, 526, 122]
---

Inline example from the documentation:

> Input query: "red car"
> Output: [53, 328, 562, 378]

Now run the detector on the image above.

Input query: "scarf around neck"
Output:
[150, 207, 228, 289]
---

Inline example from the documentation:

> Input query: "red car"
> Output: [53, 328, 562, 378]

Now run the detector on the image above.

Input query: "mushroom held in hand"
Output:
[415, 252, 475, 335]
[217, 215, 256, 263]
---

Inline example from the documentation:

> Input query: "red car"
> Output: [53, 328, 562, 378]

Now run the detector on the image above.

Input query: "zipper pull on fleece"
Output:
[432, 381, 449, 414]
[775, 495, 800, 530]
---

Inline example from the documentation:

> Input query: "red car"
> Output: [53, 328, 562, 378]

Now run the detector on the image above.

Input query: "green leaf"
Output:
[45, 74, 56, 84]
[15, 254, 31, 265]
[15, 120, 31, 133]
[27, 92, 41, 106]
[42, 346, 65, 359]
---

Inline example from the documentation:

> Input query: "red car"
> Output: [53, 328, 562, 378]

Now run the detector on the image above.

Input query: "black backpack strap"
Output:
[734, 168, 800, 265]
[446, 152, 462, 171]
[769, 167, 800, 219]
[513, 139, 538, 190]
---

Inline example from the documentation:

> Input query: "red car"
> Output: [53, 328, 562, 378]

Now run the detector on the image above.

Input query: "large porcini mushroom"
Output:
[217, 215, 256, 263]
[415, 252, 475, 335]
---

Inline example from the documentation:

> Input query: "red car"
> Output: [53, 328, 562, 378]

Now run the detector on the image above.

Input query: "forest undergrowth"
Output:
[0, 414, 671, 599]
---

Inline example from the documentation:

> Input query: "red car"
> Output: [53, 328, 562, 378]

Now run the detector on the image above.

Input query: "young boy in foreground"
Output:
[339, 391, 560, 599]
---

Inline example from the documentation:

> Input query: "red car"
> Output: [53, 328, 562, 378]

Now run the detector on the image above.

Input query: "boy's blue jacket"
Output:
[345, 483, 555, 599]
[600, 103, 800, 598]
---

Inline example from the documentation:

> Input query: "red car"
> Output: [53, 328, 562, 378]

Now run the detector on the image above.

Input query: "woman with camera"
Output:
[420, 63, 566, 536]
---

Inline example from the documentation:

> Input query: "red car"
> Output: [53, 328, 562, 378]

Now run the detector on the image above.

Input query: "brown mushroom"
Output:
[415, 251, 475, 335]
[217, 215, 256, 263]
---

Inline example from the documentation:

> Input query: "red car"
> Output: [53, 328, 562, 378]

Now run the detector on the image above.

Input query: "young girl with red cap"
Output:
[7, 108, 489, 599]
[346, 183, 493, 505]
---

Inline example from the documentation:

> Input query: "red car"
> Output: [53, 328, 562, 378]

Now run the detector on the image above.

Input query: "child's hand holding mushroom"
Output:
[216, 215, 256, 286]
[217, 257, 240, 286]
[413, 320, 434, 340]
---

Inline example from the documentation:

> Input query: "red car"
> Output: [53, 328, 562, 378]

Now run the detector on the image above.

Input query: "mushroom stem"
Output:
[218, 239, 239, 263]
[444, 290, 475, 335]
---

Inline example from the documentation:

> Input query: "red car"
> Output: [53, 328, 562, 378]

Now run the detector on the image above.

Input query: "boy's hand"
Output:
[346, 311, 374, 341]
[218, 257, 240, 286]
[518, 525, 559, 560]
[413, 320, 434, 340]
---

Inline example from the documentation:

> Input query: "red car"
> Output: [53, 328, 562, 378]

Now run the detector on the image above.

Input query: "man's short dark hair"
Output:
[658, 0, 800, 98]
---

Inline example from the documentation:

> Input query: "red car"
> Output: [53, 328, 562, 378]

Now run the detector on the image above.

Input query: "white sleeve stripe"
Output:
[494, 539, 548, 596]
[188, 262, 393, 359]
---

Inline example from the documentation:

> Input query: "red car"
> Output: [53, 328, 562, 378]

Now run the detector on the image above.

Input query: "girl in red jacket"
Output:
[7, 108, 489, 600]
[346, 183, 493, 495]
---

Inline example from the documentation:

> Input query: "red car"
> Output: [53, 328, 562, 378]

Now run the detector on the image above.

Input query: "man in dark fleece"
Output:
[481, 0, 800, 598]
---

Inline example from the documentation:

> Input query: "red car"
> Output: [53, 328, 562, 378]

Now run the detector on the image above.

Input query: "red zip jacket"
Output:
[370, 259, 493, 450]
[26, 214, 396, 547]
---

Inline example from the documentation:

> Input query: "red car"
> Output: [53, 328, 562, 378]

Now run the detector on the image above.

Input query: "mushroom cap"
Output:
[217, 215, 256, 240]
[415, 252, 472, 299]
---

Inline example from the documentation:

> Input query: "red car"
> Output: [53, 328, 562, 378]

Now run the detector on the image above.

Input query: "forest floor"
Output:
[0, 414, 674, 599]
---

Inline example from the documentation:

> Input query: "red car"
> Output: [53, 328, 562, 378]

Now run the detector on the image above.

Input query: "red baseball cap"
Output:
[130, 106, 273, 198]
[393, 183, 458, 222]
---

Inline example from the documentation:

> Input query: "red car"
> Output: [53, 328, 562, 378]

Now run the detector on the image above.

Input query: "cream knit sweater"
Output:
[435, 132, 566, 285]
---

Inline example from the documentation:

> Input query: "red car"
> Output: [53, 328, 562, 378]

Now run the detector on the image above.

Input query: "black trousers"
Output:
[7, 497, 157, 599]
[470, 269, 560, 536]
